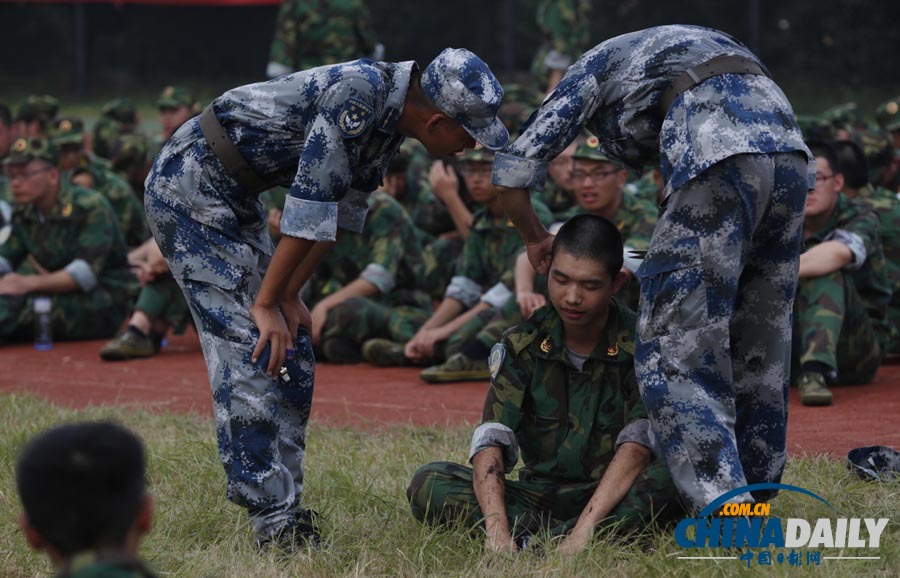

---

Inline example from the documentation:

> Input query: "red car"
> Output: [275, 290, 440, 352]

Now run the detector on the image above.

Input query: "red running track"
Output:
[1, 329, 897, 457]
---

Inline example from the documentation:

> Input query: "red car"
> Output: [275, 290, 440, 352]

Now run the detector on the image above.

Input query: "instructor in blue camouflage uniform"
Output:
[492, 25, 814, 515]
[144, 49, 508, 548]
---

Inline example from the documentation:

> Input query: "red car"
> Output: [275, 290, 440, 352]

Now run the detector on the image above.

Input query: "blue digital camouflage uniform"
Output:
[492, 25, 814, 514]
[144, 60, 417, 540]
[145, 50, 508, 540]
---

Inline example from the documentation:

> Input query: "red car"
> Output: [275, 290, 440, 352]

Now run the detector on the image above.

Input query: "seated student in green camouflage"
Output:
[0, 138, 134, 342]
[92, 98, 141, 161]
[17, 422, 159, 578]
[14, 95, 58, 139]
[832, 139, 900, 357]
[303, 190, 432, 363]
[407, 215, 683, 554]
[152, 86, 199, 157]
[420, 136, 658, 383]
[793, 141, 892, 406]
[362, 144, 553, 369]
[50, 116, 148, 249]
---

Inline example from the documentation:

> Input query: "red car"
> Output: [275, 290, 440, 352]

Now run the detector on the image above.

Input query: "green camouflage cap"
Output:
[855, 125, 894, 172]
[2, 137, 59, 166]
[572, 135, 620, 163]
[101, 98, 137, 124]
[460, 141, 495, 162]
[111, 133, 149, 170]
[796, 114, 835, 142]
[875, 96, 900, 132]
[157, 85, 196, 109]
[821, 102, 861, 129]
[50, 116, 85, 147]
[16, 95, 60, 123]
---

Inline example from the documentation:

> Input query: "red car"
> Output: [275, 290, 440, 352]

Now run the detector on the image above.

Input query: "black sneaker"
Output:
[257, 508, 322, 553]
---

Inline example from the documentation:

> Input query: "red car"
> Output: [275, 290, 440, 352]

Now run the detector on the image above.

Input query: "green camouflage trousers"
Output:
[792, 269, 882, 384]
[0, 291, 125, 342]
[133, 273, 192, 332]
[420, 236, 464, 301]
[321, 293, 430, 359]
[407, 459, 683, 537]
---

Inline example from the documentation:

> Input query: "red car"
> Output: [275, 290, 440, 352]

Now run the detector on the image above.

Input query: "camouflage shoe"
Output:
[257, 508, 322, 553]
[321, 337, 362, 364]
[798, 372, 833, 406]
[420, 353, 489, 384]
[99, 326, 156, 361]
[361, 338, 409, 367]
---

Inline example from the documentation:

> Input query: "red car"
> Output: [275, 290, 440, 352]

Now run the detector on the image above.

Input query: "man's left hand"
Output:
[556, 526, 592, 556]
[0, 273, 34, 296]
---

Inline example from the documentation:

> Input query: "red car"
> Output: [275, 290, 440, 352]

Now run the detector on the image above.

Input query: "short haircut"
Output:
[0, 103, 11, 128]
[16, 421, 147, 555]
[832, 139, 870, 189]
[806, 140, 841, 176]
[551, 213, 623, 277]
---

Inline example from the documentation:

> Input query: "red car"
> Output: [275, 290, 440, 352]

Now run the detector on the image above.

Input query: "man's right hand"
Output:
[525, 233, 554, 276]
[428, 160, 460, 204]
[250, 303, 291, 378]
[516, 291, 546, 319]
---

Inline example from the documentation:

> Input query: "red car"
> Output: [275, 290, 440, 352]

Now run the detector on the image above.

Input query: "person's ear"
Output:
[833, 172, 845, 192]
[611, 269, 629, 295]
[135, 495, 154, 538]
[424, 113, 446, 133]
[19, 514, 48, 551]
[615, 168, 627, 188]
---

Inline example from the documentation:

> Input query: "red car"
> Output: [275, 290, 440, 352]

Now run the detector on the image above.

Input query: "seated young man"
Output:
[362, 144, 553, 369]
[794, 141, 892, 406]
[16, 421, 157, 577]
[0, 138, 135, 343]
[407, 215, 683, 554]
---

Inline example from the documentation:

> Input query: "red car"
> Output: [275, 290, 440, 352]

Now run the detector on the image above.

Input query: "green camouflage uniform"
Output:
[50, 118, 149, 248]
[92, 98, 139, 160]
[311, 191, 432, 359]
[110, 133, 152, 202]
[538, 178, 576, 221]
[55, 552, 158, 578]
[0, 176, 135, 342]
[793, 194, 892, 384]
[408, 302, 683, 537]
[530, 0, 592, 89]
[435, 199, 553, 359]
[470, 187, 657, 353]
[267, 0, 377, 77]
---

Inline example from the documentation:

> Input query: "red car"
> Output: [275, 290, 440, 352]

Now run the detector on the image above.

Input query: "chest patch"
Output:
[489, 343, 506, 380]
[339, 98, 374, 138]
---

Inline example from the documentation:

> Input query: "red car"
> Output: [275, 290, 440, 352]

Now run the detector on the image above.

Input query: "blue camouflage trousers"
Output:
[144, 139, 315, 540]
[635, 152, 809, 515]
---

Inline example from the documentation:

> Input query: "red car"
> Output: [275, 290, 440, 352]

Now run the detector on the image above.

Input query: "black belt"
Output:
[198, 104, 271, 194]
[659, 54, 771, 117]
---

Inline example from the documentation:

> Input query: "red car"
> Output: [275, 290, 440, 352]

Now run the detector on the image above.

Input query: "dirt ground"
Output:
[1, 328, 898, 458]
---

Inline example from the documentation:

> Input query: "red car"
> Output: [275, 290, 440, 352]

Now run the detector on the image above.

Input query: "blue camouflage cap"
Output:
[421, 48, 509, 151]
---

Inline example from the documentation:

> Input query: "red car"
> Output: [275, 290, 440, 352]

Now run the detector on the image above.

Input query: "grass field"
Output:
[1, 394, 897, 578]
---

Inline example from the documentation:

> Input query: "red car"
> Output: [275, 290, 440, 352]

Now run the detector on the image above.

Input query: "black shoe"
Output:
[257, 509, 322, 552]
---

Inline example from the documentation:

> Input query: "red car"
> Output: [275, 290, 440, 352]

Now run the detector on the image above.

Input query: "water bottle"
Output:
[33, 296, 53, 351]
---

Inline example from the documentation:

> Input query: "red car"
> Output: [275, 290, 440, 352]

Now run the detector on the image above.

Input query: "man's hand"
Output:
[0, 273, 33, 296]
[516, 291, 546, 319]
[525, 233, 554, 276]
[404, 328, 442, 362]
[280, 294, 311, 340]
[250, 303, 291, 378]
[556, 526, 592, 556]
[309, 302, 329, 347]
[429, 161, 460, 204]
[484, 532, 518, 553]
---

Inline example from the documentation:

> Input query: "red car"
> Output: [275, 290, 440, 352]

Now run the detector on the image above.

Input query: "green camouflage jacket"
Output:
[481, 300, 646, 483]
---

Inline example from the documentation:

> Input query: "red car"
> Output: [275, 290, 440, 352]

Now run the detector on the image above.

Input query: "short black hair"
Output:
[806, 140, 841, 176]
[0, 103, 11, 128]
[551, 213, 623, 277]
[16, 421, 147, 555]
[832, 139, 870, 189]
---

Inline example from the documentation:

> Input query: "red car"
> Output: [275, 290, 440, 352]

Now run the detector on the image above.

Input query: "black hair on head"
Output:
[806, 140, 841, 177]
[831, 139, 870, 189]
[551, 213, 623, 277]
[16, 421, 147, 555]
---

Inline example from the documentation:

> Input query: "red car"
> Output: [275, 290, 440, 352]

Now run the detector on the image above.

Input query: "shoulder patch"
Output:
[339, 98, 374, 138]
[489, 343, 506, 380]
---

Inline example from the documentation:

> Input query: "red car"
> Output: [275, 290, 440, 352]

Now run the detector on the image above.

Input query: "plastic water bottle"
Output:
[33, 296, 53, 351]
